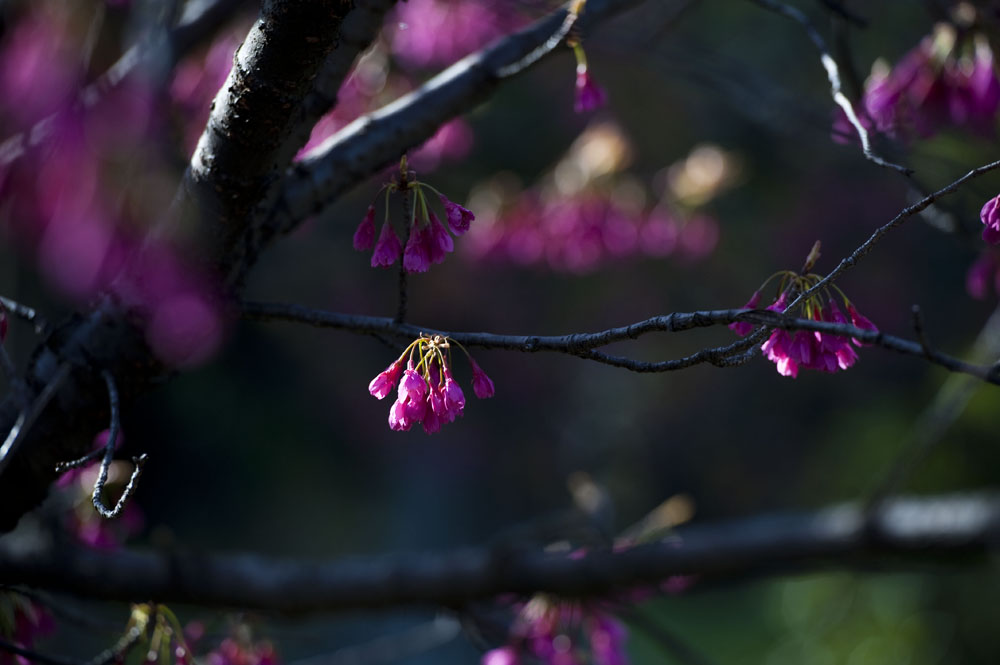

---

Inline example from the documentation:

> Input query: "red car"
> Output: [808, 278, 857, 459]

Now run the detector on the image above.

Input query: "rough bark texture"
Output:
[180, 0, 355, 283]
[0, 493, 995, 612]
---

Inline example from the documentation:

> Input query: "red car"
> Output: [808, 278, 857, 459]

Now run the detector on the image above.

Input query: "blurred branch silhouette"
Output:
[0, 492, 997, 612]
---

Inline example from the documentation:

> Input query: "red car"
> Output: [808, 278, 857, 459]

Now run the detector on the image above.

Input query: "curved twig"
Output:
[748, 0, 910, 174]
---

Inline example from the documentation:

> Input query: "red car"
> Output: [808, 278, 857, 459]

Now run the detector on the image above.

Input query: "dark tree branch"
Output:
[1, 492, 998, 613]
[264, 0, 647, 242]
[175, 0, 356, 286]
[241, 301, 1000, 384]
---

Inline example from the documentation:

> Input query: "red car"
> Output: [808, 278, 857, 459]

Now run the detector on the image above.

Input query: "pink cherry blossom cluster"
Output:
[836, 24, 1000, 142]
[482, 598, 627, 665]
[730, 265, 878, 378]
[0, 593, 52, 664]
[368, 334, 493, 434]
[466, 194, 718, 273]
[354, 159, 475, 273]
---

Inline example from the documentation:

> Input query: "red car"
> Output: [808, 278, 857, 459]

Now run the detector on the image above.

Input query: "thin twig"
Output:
[791, 158, 1000, 311]
[748, 0, 910, 175]
[0, 296, 49, 336]
[241, 302, 1000, 384]
[91, 371, 146, 520]
[496, 2, 580, 78]
[0, 363, 71, 477]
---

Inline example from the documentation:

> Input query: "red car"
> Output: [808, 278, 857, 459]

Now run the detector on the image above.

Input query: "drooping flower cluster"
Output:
[836, 22, 1000, 142]
[730, 252, 878, 378]
[368, 334, 493, 434]
[482, 597, 628, 665]
[354, 158, 475, 273]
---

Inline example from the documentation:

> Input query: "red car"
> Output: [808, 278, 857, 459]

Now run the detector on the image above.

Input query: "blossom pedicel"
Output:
[354, 156, 475, 273]
[729, 242, 878, 377]
[368, 334, 492, 434]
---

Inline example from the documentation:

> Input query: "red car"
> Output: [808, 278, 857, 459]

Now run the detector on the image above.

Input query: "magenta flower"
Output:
[729, 290, 762, 336]
[980, 194, 1000, 245]
[440, 195, 475, 235]
[575, 68, 607, 113]
[470, 359, 495, 398]
[371, 337, 492, 434]
[353, 205, 376, 250]
[442, 370, 466, 420]
[847, 303, 878, 346]
[403, 225, 431, 273]
[425, 213, 455, 265]
[368, 360, 404, 400]
[371, 220, 403, 267]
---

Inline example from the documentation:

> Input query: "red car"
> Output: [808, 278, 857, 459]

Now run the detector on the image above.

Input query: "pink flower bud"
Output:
[403, 224, 431, 273]
[469, 359, 495, 399]
[980, 194, 1000, 245]
[729, 290, 762, 336]
[368, 360, 403, 400]
[372, 220, 403, 267]
[847, 304, 878, 347]
[353, 205, 376, 250]
[440, 195, 475, 235]
[574, 68, 606, 113]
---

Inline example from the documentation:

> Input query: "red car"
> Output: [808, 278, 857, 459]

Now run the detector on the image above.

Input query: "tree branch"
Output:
[2, 492, 997, 613]
[241, 301, 1000, 383]
[263, 0, 647, 243]
[175, 0, 356, 286]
